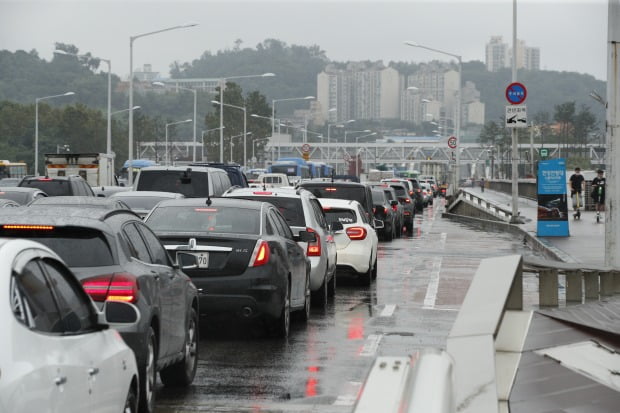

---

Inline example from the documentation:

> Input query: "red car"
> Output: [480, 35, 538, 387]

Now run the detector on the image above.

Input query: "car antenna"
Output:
[205, 169, 212, 206]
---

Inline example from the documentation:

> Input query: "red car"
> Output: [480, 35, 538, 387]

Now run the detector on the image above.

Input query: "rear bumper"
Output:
[336, 242, 372, 274]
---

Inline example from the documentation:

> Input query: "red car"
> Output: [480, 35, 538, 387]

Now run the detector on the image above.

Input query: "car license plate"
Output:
[193, 252, 209, 268]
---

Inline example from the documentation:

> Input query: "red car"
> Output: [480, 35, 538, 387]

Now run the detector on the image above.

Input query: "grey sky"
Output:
[0, 0, 609, 81]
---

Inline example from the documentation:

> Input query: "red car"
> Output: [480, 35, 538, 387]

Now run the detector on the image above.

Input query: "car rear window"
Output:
[230, 196, 305, 227]
[389, 185, 406, 197]
[302, 185, 367, 206]
[20, 179, 72, 196]
[0, 191, 29, 204]
[136, 170, 208, 197]
[323, 208, 357, 225]
[371, 190, 385, 204]
[116, 196, 170, 211]
[0, 226, 115, 267]
[146, 206, 260, 235]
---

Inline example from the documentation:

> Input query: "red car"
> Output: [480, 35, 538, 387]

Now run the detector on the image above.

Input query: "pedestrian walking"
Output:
[568, 167, 585, 219]
[591, 169, 606, 223]
[480, 177, 485, 192]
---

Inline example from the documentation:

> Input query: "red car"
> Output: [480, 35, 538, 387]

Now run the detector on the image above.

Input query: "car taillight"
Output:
[392, 204, 398, 212]
[383, 206, 388, 214]
[306, 227, 321, 256]
[253, 191, 273, 195]
[405, 198, 411, 203]
[249, 240, 270, 267]
[325, 187, 337, 192]
[82, 273, 139, 303]
[3, 224, 54, 230]
[346, 227, 367, 240]
[409, 191, 414, 196]
[372, 207, 376, 213]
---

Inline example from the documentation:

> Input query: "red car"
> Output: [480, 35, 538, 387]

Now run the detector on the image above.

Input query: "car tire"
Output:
[359, 259, 372, 286]
[327, 267, 336, 297]
[139, 326, 158, 413]
[272, 281, 291, 338]
[312, 270, 329, 307]
[406, 222, 414, 234]
[299, 271, 311, 323]
[160, 307, 198, 387]
[384, 223, 393, 241]
[124, 383, 139, 413]
[371, 257, 378, 280]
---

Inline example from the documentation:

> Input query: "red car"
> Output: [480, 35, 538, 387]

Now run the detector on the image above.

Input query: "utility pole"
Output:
[605, 0, 620, 268]
[510, 0, 520, 223]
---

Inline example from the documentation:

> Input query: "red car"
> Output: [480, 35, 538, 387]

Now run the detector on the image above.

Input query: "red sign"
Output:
[301, 143, 311, 153]
[505, 82, 527, 105]
[447, 136, 457, 149]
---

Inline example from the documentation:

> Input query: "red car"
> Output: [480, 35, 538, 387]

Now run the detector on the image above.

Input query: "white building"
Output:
[486, 36, 540, 71]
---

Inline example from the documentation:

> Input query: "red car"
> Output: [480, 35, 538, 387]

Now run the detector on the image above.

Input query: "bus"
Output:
[307, 161, 334, 178]
[267, 158, 312, 183]
[0, 160, 28, 179]
[119, 159, 158, 185]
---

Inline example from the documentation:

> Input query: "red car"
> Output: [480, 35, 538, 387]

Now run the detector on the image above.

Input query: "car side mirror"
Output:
[295, 230, 317, 243]
[176, 252, 199, 270]
[99, 301, 140, 325]
[374, 219, 384, 229]
[390, 200, 399, 206]
[329, 221, 344, 232]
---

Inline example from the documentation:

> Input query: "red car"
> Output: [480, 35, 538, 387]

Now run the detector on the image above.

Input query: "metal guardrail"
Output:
[447, 189, 516, 223]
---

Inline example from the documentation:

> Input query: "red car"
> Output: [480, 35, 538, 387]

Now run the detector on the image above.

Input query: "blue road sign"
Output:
[505, 82, 527, 105]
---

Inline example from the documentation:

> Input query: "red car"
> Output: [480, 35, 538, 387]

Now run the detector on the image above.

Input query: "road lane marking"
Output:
[423, 233, 446, 309]
[359, 334, 383, 357]
[380, 304, 396, 317]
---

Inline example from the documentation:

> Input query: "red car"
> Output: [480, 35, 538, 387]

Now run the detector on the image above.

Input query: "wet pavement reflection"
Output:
[155, 199, 543, 412]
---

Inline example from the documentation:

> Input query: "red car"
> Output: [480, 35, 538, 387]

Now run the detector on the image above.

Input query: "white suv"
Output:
[223, 187, 337, 306]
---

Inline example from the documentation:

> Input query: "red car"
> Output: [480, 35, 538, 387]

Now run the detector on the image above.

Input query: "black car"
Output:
[144, 198, 311, 338]
[370, 188, 398, 241]
[402, 178, 425, 212]
[298, 181, 374, 224]
[18, 175, 95, 197]
[189, 162, 249, 188]
[0, 187, 48, 205]
[0, 207, 199, 413]
[381, 181, 415, 233]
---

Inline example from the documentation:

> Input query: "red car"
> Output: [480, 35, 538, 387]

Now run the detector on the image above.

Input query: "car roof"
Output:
[110, 191, 184, 199]
[21, 175, 81, 181]
[139, 165, 220, 172]
[28, 196, 128, 208]
[0, 206, 139, 229]
[152, 197, 266, 210]
[300, 181, 366, 188]
[225, 186, 313, 199]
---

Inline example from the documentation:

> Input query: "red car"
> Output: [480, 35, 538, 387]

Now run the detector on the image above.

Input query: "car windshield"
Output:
[20, 179, 71, 196]
[137, 170, 208, 197]
[146, 206, 261, 234]
[0, 226, 115, 267]
[302, 186, 366, 206]
[231, 196, 305, 227]
[323, 208, 357, 226]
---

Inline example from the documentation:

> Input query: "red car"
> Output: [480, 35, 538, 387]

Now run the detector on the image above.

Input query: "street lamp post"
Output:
[405, 41, 461, 192]
[201, 126, 224, 161]
[229, 133, 251, 163]
[253, 138, 270, 166]
[272, 96, 314, 157]
[355, 132, 377, 177]
[128, 23, 198, 185]
[216, 74, 275, 163]
[154, 82, 198, 162]
[35, 92, 75, 175]
[212, 100, 247, 167]
[165, 119, 192, 165]
[344, 130, 371, 144]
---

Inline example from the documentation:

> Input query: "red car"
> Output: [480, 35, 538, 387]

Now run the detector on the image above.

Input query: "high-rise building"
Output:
[486, 36, 508, 72]
[486, 36, 540, 71]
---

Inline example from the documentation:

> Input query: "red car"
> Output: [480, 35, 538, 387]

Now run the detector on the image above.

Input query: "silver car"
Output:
[223, 187, 338, 306]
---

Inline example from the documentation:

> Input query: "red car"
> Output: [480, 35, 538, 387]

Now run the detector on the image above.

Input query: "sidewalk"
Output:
[464, 187, 605, 266]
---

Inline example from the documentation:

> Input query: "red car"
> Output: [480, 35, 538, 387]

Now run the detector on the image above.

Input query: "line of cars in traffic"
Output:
[0, 165, 436, 413]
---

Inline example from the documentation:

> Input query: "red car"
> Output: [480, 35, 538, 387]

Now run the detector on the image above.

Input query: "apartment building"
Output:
[485, 36, 540, 71]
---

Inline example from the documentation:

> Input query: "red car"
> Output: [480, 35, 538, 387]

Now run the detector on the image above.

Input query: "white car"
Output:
[318, 198, 379, 286]
[0, 238, 140, 413]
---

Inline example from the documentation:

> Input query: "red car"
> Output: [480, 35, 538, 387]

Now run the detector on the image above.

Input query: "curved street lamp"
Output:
[35, 92, 75, 175]
[165, 119, 192, 165]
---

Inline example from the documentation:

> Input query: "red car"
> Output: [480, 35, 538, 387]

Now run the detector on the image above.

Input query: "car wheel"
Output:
[272, 281, 290, 338]
[299, 271, 311, 322]
[359, 259, 372, 286]
[327, 267, 336, 297]
[160, 307, 198, 387]
[384, 223, 393, 241]
[371, 257, 378, 280]
[406, 222, 414, 234]
[123, 383, 138, 413]
[312, 270, 329, 307]
[139, 327, 157, 413]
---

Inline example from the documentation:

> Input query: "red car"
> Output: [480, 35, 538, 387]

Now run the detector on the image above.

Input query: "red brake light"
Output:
[405, 198, 411, 203]
[391, 204, 398, 212]
[253, 191, 273, 195]
[37, 178, 53, 181]
[372, 207, 376, 213]
[3, 224, 54, 230]
[346, 227, 367, 240]
[195, 208, 217, 212]
[249, 240, 270, 267]
[323, 206, 331, 211]
[383, 207, 388, 214]
[409, 191, 414, 196]
[306, 227, 321, 256]
[82, 273, 138, 303]
[325, 188, 337, 192]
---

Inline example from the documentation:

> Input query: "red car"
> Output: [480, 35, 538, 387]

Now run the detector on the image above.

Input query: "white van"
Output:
[134, 166, 231, 197]
[252, 173, 291, 188]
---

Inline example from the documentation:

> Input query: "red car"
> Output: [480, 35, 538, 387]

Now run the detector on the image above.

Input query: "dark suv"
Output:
[19, 175, 95, 197]
[189, 162, 248, 188]
[0, 207, 199, 413]
[298, 181, 374, 225]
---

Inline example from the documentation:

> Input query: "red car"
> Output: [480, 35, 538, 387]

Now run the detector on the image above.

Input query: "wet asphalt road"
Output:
[155, 199, 540, 412]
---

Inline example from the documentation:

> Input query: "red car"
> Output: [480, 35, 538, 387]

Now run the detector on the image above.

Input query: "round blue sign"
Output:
[505, 82, 527, 105]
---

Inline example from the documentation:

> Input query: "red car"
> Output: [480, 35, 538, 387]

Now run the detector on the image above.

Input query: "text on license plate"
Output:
[193, 252, 209, 268]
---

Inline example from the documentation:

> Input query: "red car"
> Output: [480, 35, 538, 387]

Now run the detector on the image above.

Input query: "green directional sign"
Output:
[540, 148, 549, 158]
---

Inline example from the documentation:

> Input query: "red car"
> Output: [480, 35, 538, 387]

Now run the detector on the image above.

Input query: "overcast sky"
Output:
[0, 0, 609, 81]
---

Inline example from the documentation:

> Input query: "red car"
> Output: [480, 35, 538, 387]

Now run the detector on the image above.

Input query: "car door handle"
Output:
[88, 367, 99, 376]
[54, 376, 67, 386]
